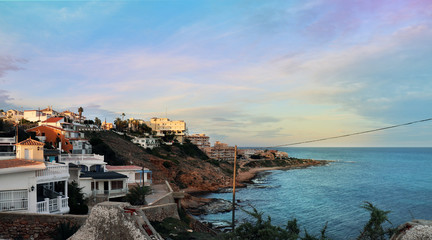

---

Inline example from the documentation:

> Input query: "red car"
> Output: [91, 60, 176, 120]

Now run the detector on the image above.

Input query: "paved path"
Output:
[146, 184, 169, 205]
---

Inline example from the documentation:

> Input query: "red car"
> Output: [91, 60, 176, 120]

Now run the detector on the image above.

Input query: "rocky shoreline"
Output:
[182, 158, 330, 216]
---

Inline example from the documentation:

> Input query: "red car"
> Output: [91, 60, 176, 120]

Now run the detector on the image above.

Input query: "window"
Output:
[111, 181, 123, 190]
[91, 182, 99, 190]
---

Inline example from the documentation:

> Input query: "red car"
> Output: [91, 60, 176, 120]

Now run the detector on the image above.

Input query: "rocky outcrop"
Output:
[391, 219, 432, 240]
[69, 202, 163, 240]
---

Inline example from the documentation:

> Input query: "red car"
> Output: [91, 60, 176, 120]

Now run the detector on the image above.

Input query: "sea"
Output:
[196, 147, 432, 239]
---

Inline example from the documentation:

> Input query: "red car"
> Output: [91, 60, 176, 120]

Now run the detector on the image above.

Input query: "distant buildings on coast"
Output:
[1, 106, 288, 163]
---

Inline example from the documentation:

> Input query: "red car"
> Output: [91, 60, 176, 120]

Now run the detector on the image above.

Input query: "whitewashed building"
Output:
[131, 136, 159, 149]
[106, 165, 152, 185]
[59, 154, 106, 172]
[0, 138, 70, 214]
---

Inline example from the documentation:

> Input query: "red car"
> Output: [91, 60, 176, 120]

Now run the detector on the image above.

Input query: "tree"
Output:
[78, 107, 84, 123]
[94, 117, 102, 127]
[68, 181, 88, 214]
[125, 184, 151, 205]
[357, 202, 393, 240]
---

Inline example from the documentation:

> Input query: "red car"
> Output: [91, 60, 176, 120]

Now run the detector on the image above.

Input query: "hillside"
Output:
[85, 131, 234, 192]
[85, 131, 328, 192]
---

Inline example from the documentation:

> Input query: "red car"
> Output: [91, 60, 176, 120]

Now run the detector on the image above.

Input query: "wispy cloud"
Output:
[0, 56, 27, 78]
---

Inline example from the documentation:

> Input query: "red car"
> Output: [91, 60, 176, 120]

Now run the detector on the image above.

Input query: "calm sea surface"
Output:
[197, 147, 432, 239]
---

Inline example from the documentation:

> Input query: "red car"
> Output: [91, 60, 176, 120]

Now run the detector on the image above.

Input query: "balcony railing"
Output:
[37, 196, 69, 214]
[59, 154, 104, 162]
[0, 190, 28, 212]
[36, 164, 69, 182]
[0, 137, 15, 144]
[92, 188, 128, 197]
[0, 152, 14, 156]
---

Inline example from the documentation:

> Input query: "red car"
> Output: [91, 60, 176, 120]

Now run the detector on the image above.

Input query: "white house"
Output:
[131, 136, 159, 149]
[59, 154, 106, 172]
[106, 165, 152, 185]
[58, 153, 128, 202]
[79, 171, 128, 201]
[23, 110, 49, 122]
[0, 138, 70, 214]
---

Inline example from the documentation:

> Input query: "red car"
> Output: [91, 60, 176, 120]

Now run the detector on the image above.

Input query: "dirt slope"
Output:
[86, 131, 234, 192]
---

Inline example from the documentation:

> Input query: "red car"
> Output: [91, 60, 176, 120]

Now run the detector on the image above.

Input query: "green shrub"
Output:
[357, 202, 394, 240]
[125, 185, 151, 205]
[68, 181, 88, 215]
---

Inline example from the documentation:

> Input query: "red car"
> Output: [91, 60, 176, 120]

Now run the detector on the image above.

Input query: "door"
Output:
[24, 149, 30, 160]
[104, 181, 109, 194]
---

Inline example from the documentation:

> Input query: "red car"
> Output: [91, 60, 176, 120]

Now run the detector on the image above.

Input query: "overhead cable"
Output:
[267, 117, 432, 148]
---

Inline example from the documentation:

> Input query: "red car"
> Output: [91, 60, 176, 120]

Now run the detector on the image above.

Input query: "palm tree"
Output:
[114, 117, 122, 131]
[125, 185, 151, 205]
[78, 107, 84, 123]
[94, 117, 101, 127]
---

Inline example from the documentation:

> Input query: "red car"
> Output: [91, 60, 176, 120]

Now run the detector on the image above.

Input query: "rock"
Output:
[391, 219, 432, 240]
[69, 202, 163, 240]
[201, 199, 233, 214]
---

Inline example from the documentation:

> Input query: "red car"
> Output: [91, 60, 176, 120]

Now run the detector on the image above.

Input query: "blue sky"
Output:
[1, 0, 431, 147]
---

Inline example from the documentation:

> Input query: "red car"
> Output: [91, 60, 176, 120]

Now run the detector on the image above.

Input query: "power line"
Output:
[267, 117, 432, 148]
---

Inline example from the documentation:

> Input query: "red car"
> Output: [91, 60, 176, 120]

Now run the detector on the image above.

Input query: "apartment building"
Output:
[186, 134, 210, 150]
[146, 117, 186, 142]
[204, 141, 235, 161]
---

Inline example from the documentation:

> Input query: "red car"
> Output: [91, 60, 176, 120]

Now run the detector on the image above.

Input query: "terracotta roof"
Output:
[42, 117, 64, 123]
[0, 159, 45, 169]
[106, 165, 144, 171]
[16, 138, 44, 146]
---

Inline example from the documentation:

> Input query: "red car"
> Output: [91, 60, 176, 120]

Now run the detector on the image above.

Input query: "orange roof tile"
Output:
[42, 117, 64, 123]
[16, 138, 45, 146]
[0, 159, 44, 169]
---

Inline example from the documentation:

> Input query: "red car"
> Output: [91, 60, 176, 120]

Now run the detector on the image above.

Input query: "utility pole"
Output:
[142, 167, 145, 204]
[232, 145, 237, 231]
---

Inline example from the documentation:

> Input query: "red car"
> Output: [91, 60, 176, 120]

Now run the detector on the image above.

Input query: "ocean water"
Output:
[197, 147, 432, 239]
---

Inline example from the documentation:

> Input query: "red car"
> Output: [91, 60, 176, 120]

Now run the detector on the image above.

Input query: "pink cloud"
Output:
[0, 56, 27, 78]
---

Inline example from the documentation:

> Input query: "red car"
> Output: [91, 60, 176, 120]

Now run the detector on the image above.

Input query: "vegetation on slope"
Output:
[223, 202, 394, 240]
[84, 131, 233, 191]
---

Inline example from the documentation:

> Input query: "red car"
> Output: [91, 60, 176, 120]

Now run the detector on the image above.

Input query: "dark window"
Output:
[111, 181, 123, 190]
[91, 182, 99, 190]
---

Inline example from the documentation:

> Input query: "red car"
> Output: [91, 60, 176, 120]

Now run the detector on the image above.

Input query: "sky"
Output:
[1, 0, 431, 147]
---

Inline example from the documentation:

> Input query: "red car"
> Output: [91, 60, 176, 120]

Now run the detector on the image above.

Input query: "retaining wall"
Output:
[141, 203, 179, 222]
[0, 212, 87, 240]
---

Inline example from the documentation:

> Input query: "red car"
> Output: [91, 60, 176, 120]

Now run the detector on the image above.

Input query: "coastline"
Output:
[236, 159, 331, 184]
[183, 159, 330, 215]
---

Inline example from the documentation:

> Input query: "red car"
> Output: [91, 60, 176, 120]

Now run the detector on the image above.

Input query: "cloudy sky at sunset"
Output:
[1, 0, 431, 147]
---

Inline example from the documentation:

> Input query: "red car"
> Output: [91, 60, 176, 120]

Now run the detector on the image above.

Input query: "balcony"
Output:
[0, 137, 15, 145]
[37, 196, 69, 214]
[36, 164, 69, 183]
[59, 154, 104, 163]
[59, 154, 105, 170]
[0, 190, 28, 212]
[92, 188, 128, 198]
